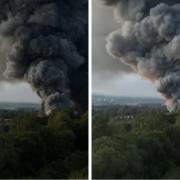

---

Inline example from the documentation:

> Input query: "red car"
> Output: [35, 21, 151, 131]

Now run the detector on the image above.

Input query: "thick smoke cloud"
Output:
[99, 0, 180, 112]
[0, 0, 88, 115]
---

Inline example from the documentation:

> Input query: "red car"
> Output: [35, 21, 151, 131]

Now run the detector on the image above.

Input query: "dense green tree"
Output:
[0, 109, 88, 179]
[92, 106, 180, 179]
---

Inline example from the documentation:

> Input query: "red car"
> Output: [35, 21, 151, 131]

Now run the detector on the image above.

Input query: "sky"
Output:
[0, 82, 40, 103]
[0, 38, 40, 103]
[92, 0, 159, 98]
[0, 0, 160, 103]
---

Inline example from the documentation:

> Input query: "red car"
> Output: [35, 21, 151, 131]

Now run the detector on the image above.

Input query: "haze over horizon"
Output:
[0, 82, 40, 103]
[93, 73, 160, 98]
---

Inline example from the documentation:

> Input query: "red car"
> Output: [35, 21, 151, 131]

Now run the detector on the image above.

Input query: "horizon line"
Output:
[92, 93, 162, 100]
[0, 101, 40, 104]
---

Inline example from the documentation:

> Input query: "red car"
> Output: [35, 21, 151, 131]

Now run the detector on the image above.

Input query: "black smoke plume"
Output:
[98, 0, 180, 112]
[0, 0, 88, 115]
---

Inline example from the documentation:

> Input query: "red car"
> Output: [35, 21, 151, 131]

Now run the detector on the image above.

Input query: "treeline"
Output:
[93, 109, 180, 179]
[0, 109, 88, 179]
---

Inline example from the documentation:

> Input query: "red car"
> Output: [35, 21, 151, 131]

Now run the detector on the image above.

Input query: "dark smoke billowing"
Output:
[98, 0, 180, 112]
[0, 0, 88, 115]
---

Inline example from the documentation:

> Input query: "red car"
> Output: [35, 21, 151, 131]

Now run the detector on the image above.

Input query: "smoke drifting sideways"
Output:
[98, 0, 180, 112]
[0, 0, 88, 115]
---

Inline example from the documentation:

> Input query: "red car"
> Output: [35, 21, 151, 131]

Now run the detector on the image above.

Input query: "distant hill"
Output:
[0, 102, 40, 110]
[92, 94, 164, 107]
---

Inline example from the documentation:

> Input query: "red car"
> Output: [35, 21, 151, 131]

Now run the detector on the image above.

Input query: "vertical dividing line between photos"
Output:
[88, 0, 92, 179]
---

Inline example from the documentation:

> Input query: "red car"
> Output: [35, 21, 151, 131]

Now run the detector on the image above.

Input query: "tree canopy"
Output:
[0, 109, 88, 179]
[93, 106, 180, 179]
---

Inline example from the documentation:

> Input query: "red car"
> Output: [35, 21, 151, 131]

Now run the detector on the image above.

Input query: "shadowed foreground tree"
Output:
[0, 109, 88, 179]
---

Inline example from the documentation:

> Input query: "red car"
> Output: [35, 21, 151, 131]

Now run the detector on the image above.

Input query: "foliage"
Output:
[92, 106, 180, 179]
[0, 109, 88, 179]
